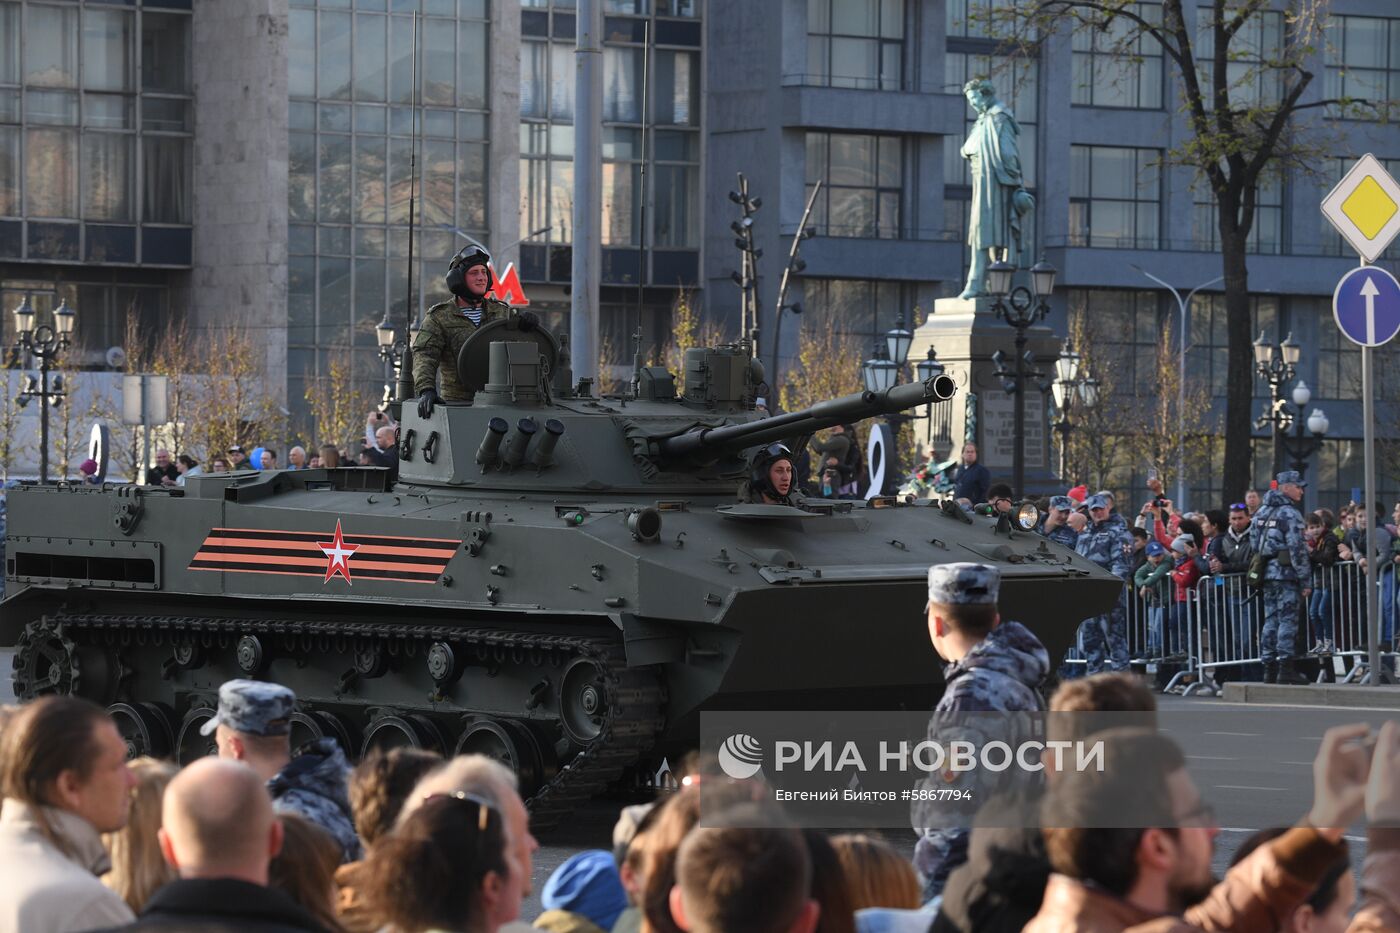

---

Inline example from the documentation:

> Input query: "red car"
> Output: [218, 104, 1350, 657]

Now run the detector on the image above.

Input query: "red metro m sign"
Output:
[486, 262, 530, 307]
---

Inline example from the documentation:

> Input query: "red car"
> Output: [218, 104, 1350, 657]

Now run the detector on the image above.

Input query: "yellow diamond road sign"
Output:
[1322, 154, 1400, 263]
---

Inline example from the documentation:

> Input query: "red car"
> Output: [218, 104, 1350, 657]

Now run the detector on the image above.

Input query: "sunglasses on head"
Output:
[422, 791, 496, 832]
[1229, 503, 1248, 511]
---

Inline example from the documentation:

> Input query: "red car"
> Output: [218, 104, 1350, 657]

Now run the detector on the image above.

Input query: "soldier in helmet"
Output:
[412, 245, 538, 418]
[740, 443, 798, 505]
[203, 678, 361, 862]
[912, 562, 1049, 901]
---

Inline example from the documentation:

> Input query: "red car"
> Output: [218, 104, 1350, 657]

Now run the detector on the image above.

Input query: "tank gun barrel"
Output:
[657, 373, 957, 459]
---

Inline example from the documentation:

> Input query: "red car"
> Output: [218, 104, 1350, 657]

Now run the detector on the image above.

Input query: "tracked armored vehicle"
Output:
[2, 321, 1121, 827]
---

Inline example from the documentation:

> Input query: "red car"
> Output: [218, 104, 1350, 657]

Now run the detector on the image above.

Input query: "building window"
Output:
[946, 0, 1023, 39]
[805, 0, 905, 91]
[1187, 293, 1278, 398]
[804, 278, 912, 341]
[0, 2, 191, 249]
[1071, 2, 1162, 109]
[1069, 146, 1161, 249]
[1192, 173, 1282, 254]
[288, 0, 491, 359]
[520, 0, 701, 276]
[1066, 289, 1160, 395]
[1325, 15, 1400, 120]
[1197, 7, 1282, 111]
[805, 131, 902, 239]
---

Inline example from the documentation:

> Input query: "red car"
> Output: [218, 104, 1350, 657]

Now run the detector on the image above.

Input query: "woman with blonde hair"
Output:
[102, 757, 178, 913]
[830, 834, 921, 911]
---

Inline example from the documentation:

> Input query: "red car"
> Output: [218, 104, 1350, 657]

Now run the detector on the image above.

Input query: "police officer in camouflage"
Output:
[1250, 470, 1312, 684]
[1039, 495, 1080, 550]
[912, 563, 1049, 902]
[203, 679, 362, 862]
[1074, 494, 1132, 673]
[412, 245, 537, 417]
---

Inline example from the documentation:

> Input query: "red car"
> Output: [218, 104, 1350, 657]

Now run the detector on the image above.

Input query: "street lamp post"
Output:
[1270, 378, 1329, 485]
[987, 257, 1057, 497]
[1253, 331, 1303, 478]
[1133, 266, 1223, 512]
[860, 314, 915, 492]
[375, 315, 421, 406]
[12, 297, 76, 483]
[1050, 340, 1099, 481]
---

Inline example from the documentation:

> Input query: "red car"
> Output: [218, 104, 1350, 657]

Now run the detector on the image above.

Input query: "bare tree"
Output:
[980, 0, 1371, 503]
[663, 289, 734, 393]
[1125, 318, 1218, 501]
[304, 348, 379, 454]
[0, 373, 32, 481]
[1061, 299, 1136, 494]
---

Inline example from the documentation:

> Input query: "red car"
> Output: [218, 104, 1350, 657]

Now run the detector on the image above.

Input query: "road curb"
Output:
[1222, 682, 1400, 709]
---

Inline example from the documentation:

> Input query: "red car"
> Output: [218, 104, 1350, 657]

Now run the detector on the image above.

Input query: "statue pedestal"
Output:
[907, 298, 1065, 497]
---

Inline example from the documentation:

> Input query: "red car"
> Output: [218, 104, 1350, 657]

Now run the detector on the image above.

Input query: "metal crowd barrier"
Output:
[1058, 559, 1397, 694]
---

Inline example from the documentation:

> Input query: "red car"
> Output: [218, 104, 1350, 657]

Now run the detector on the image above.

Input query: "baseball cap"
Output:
[1050, 495, 1074, 512]
[199, 678, 295, 736]
[927, 562, 1000, 606]
[1146, 541, 1166, 557]
[1276, 470, 1307, 488]
[1085, 494, 1110, 511]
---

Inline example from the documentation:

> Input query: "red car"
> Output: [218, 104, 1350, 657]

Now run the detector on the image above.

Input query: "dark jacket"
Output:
[145, 464, 178, 486]
[90, 878, 328, 932]
[952, 462, 990, 504]
[931, 790, 1048, 933]
[1310, 531, 1340, 574]
[1209, 527, 1253, 576]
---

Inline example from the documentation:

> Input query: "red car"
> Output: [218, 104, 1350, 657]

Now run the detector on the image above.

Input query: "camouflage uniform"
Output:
[1249, 476, 1310, 664]
[202, 679, 362, 862]
[1038, 495, 1080, 551]
[1074, 495, 1131, 673]
[410, 296, 512, 401]
[913, 563, 1049, 902]
[268, 737, 362, 863]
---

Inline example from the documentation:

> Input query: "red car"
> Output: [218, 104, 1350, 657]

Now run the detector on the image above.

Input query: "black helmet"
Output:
[749, 442, 795, 492]
[445, 245, 494, 300]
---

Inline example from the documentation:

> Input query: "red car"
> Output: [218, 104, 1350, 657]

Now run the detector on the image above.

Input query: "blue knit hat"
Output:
[541, 850, 629, 931]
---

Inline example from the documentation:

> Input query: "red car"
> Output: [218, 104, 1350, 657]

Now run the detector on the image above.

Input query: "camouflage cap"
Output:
[1085, 493, 1111, 511]
[927, 562, 1000, 606]
[1049, 495, 1074, 512]
[200, 678, 295, 736]
[1276, 470, 1308, 488]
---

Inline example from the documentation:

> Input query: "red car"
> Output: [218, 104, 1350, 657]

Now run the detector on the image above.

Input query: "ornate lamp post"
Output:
[1253, 331, 1302, 477]
[12, 297, 76, 483]
[987, 256, 1057, 496]
[376, 314, 421, 406]
[1050, 340, 1099, 481]
[1272, 379, 1329, 483]
[860, 314, 918, 492]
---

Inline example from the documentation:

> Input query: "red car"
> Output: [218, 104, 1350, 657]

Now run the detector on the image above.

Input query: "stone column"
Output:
[190, 0, 291, 407]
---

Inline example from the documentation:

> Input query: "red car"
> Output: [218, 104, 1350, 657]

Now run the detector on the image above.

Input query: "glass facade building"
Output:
[0, 0, 192, 361]
[285, 0, 490, 420]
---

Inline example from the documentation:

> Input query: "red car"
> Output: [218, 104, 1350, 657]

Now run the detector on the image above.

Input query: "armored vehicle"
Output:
[2, 321, 1121, 827]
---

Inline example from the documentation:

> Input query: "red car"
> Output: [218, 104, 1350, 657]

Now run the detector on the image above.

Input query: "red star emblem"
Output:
[317, 519, 360, 585]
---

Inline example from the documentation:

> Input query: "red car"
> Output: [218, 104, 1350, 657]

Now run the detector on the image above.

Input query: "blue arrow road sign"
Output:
[1334, 265, 1400, 348]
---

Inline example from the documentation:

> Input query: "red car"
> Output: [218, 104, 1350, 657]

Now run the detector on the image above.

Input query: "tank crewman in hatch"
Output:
[739, 443, 798, 505]
[412, 245, 539, 418]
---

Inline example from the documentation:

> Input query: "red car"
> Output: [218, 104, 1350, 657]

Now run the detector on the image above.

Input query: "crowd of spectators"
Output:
[0, 672, 1396, 933]
[63, 410, 404, 487]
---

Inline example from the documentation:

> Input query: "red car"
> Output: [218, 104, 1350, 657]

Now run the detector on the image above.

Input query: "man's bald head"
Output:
[160, 758, 281, 884]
